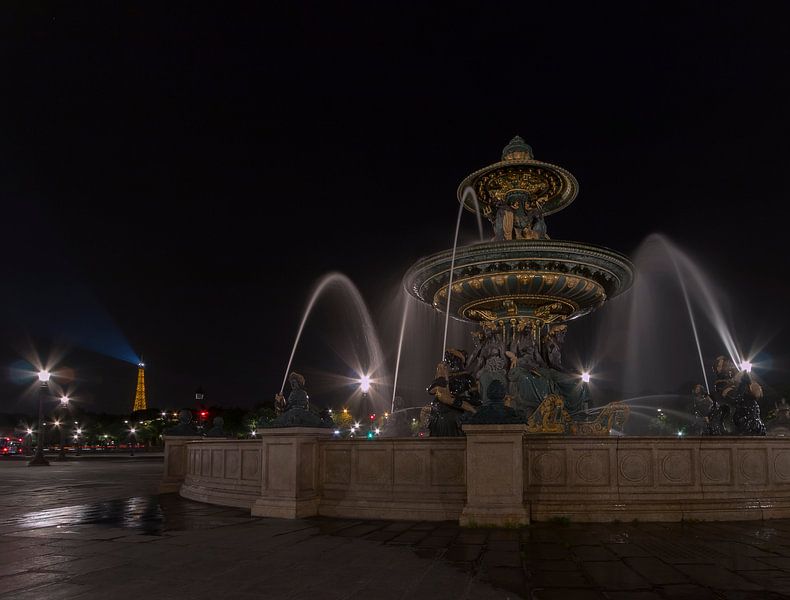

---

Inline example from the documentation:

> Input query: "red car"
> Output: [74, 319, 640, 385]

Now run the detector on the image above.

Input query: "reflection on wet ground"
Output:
[2, 494, 255, 535]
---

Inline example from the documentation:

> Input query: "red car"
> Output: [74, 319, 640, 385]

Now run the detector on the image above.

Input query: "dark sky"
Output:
[1, 2, 789, 414]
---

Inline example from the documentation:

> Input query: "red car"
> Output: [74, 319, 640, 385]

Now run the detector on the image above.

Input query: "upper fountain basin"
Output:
[404, 239, 634, 323]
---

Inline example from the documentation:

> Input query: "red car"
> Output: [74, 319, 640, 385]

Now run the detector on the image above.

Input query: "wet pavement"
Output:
[2, 460, 790, 599]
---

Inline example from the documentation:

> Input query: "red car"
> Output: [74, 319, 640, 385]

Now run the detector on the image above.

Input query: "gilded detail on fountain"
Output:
[404, 136, 635, 436]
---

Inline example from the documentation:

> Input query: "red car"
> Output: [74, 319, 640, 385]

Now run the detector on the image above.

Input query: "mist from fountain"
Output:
[591, 233, 743, 402]
[390, 295, 410, 413]
[279, 272, 387, 411]
[441, 187, 485, 359]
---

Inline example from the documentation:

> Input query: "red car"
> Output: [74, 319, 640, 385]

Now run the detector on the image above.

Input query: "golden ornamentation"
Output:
[570, 402, 630, 435]
[476, 166, 564, 208]
[526, 394, 572, 434]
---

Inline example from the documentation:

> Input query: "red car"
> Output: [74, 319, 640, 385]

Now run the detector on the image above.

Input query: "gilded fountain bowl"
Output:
[403, 239, 634, 323]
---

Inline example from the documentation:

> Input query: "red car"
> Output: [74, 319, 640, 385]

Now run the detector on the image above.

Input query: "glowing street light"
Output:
[30, 370, 52, 466]
[60, 395, 69, 407]
[741, 360, 752, 373]
[359, 375, 371, 393]
[581, 371, 591, 383]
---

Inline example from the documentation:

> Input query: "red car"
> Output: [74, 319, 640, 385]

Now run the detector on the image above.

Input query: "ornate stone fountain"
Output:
[404, 137, 634, 435]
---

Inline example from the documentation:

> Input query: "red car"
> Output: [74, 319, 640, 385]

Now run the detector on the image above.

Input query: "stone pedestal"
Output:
[251, 427, 333, 519]
[160, 436, 202, 493]
[460, 423, 529, 526]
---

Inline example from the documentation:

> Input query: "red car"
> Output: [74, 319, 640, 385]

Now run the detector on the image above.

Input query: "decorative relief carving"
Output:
[530, 450, 565, 485]
[738, 449, 768, 485]
[700, 449, 731, 484]
[658, 450, 693, 485]
[774, 450, 790, 482]
[573, 450, 609, 485]
[618, 451, 650, 485]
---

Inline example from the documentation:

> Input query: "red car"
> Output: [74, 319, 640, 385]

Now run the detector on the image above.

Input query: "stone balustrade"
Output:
[171, 430, 790, 524]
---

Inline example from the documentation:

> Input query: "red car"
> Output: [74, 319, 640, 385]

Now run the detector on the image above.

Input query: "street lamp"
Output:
[57, 396, 69, 461]
[74, 427, 82, 456]
[129, 427, 137, 457]
[29, 370, 51, 466]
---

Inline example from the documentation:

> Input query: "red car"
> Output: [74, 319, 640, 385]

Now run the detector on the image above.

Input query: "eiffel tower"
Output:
[132, 359, 147, 412]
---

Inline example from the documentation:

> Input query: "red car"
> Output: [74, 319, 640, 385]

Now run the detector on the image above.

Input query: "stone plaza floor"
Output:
[1, 459, 790, 599]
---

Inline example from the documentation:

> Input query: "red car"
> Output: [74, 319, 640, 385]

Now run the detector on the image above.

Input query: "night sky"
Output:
[1, 2, 789, 415]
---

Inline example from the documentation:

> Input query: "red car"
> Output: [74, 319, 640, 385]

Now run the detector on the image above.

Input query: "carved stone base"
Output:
[461, 423, 529, 526]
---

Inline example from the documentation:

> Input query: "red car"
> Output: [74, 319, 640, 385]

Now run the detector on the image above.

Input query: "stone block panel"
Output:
[394, 449, 428, 486]
[700, 448, 732, 485]
[737, 448, 768, 486]
[773, 449, 790, 483]
[618, 449, 652, 486]
[528, 449, 566, 486]
[323, 447, 351, 485]
[355, 447, 392, 486]
[571, 448, 611, 486]
[241, 448, 260, 481]
[656, 448, 694, 486]
[430, 448, 465, 486]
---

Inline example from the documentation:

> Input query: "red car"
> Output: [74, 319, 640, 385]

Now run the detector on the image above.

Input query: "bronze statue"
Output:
[264, 372, 332, 428]
[542, 324, 567, 371]
[426, 349, 481, 436]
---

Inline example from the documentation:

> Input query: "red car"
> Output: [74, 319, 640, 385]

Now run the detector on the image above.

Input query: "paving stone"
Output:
[523, 559, 580, 572]
[445, 543, 483, 562]
[602, 592, 662, 600]
[487, 540, 520, 552]
[527, 569, 591, 588]
[572, 545, 617, 561]
[673, 564, 763, 590]
[456, 530, 489, 545]
[658, 584, 718, 599]
[522, 542, 572, 560]
[623, 556, 688, 584]
[0, 571, 64, 594]
[530, 588, 604, 599]
[387, 530, 428, 544]
[482, 550, 522, 568]
[582, 561, 651, 590]
[604, 542, 652, 557]
[483, 565, 526, 597]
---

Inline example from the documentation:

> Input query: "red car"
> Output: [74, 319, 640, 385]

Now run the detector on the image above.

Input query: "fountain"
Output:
[404, 136, 634, 435]
[172, 136, 790, 525]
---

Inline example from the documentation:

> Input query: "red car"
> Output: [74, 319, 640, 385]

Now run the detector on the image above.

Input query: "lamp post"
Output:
[29, 370, 51, 466]
[129, 427, 136, 457]
[75, 427, 82, 456]
[57, 396, 69, 460]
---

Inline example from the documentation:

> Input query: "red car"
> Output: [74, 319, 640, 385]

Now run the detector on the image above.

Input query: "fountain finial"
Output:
[502, 136, 534, 161]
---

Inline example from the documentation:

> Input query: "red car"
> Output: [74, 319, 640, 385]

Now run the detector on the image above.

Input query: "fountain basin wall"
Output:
[175, 431, 790, 523]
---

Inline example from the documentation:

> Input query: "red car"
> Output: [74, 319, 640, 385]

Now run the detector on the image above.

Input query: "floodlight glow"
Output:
[26, 428, 33, 435]
[581, 372, 591, 383]
[38, 370, 51, 382]
[76, 428, 82, 435]
[60, 396, 69, 406]
[741, 361, 752, 373]
[359, 375, 371, 393]
[53, 420, 61, 427]
[130, 428, 136, 434]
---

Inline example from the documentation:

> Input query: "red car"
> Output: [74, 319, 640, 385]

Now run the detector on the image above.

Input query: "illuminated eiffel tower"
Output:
[132, 359, 147, 412]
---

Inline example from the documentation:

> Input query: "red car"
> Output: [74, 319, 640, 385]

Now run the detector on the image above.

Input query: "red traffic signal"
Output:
[199, 411, 208, 418]
[369, 414, 376, 421]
